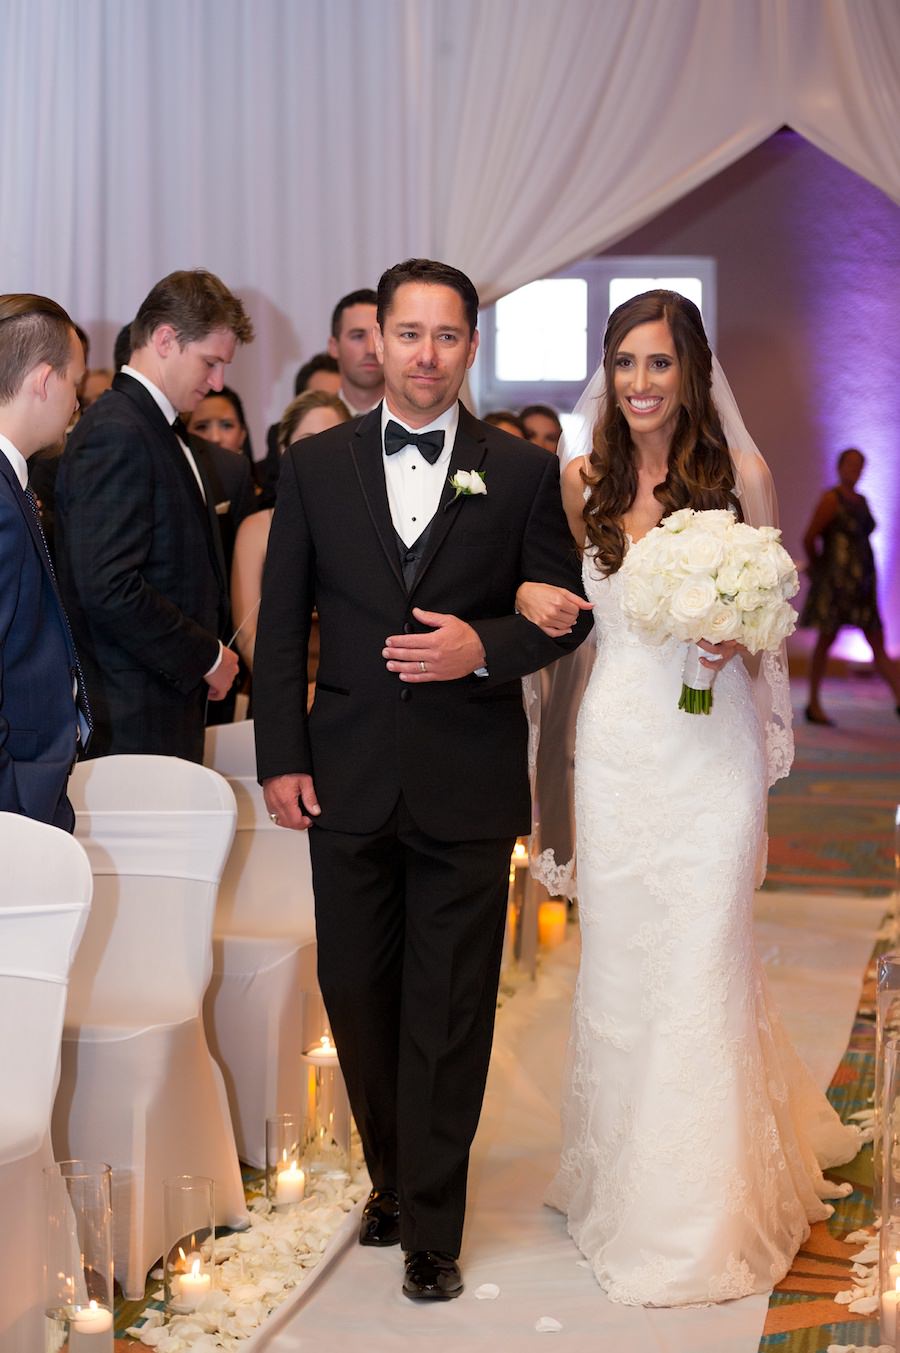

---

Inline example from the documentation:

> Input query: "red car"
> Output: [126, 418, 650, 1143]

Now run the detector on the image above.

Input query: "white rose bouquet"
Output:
[620, 508, 799, 714]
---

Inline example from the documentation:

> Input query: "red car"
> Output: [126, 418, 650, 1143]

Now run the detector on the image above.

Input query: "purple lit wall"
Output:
[603, 132, 900, 662]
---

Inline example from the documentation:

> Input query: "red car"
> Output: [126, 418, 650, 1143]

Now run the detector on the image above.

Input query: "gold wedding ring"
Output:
[269, 812, 279, 824]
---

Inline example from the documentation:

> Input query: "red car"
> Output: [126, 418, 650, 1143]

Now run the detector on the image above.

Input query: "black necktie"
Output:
[172, 415, 191, 446]
[384, 419, 445, 465]
[25, 486, 94, 743]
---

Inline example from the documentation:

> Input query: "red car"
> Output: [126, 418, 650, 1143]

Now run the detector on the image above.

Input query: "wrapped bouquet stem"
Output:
[679, 644, 717, 715]
[621, 508, 800, 716]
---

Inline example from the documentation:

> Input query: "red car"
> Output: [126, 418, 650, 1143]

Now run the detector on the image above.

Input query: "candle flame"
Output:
[88, 1300, 98, 1312]
[191, 1258, 202, 1279]
[513, 842, 527, 860]
[320, 1034, 333, 1052]
[178, 1246, 186, 1262]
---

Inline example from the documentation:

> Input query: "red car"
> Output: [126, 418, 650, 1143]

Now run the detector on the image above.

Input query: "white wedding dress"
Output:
[546, 550, 862, 1307]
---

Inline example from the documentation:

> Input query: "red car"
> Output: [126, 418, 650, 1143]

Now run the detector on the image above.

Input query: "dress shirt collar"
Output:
[121, 364, 179, 427]
[0, 432, 28, 490]
[339, 388, 382, 419]
[380, 400, 459, 458]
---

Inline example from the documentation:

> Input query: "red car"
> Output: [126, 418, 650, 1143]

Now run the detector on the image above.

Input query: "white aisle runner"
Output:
[254, 890, 884, 1353]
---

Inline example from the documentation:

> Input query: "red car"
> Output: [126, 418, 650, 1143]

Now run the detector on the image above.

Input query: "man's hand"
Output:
[204, 645, 240, 700]
[697, 638, 745, 671]
[383, 606, 486, 682]
[263, 773, 321, 831]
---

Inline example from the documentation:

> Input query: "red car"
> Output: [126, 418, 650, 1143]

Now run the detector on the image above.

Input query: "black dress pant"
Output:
[309, 795, 514, 1257]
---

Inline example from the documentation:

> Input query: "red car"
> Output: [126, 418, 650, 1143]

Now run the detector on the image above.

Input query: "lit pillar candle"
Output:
[305, 1033, 339, 1064]
[880, 1275, 900, 1344]
[275, 1159, 305, 1206]
[176, 1257, 211, 1311]
[538, 899, 567, 948]
[68, 1301, 113, 1351]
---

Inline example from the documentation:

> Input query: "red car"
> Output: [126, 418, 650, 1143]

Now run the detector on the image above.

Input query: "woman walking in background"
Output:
[800, 447, 900, 725]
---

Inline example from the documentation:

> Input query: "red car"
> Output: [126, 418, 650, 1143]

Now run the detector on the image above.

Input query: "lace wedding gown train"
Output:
[546, 555, 861, 1307]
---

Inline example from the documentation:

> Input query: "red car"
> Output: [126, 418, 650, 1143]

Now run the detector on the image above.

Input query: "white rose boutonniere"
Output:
[448, 469, 487, 504]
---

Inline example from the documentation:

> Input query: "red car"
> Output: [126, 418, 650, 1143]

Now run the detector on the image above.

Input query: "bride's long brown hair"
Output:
[583, 290, 740, 575]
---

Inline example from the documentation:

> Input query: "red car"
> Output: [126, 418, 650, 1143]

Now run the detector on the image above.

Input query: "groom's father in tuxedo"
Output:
[0, 294, 89, 829]
[254, 259, 592, 1301]
[56, 270, 254, 762]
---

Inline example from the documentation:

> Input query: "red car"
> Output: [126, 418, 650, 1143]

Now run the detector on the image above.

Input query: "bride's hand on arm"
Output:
[515, 582, 593, 637]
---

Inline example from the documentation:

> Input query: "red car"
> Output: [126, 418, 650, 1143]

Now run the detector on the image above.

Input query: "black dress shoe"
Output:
[358, 1188, 400, 1246]
[805, 705, 834, 726]
[402, 1250, 463, 1301]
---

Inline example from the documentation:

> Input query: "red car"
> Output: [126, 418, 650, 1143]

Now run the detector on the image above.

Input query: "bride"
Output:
[516, 290, 862, 1307]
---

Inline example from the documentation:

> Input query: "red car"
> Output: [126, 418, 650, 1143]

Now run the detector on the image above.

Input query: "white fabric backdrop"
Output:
[2, 0, 898, 436]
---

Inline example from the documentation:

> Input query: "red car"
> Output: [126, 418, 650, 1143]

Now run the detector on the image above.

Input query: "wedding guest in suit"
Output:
[0, 294, 90, 829]
[520, 402, 563, 453]
[231, 390, 350, 671]
[55, 269, 254, 761]
[254, 258, 592, 1302]
[328, 287, 384, 416]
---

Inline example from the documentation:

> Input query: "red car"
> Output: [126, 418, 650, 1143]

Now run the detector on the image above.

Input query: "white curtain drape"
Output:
[2, 0, 898, 432]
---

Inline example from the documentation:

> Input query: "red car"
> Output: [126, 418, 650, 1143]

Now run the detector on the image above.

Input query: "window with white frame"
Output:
[471, 257, 716, 420]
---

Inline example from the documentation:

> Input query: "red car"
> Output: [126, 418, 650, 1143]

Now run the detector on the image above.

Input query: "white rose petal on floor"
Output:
[127, 1176, 369, 1350]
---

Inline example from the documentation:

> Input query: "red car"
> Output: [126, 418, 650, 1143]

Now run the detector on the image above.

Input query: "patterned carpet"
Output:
[759, 674, 898, 1352]
[765, 675, 900, 895]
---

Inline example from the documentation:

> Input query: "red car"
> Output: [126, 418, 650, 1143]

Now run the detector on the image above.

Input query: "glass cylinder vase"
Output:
[44, 1160, 114, 1353]
[879, 1036, 900, 1344]
[266, 1114, 305, 1208]
[875, 952, 900, 1216]
[301, 992, 351, 1178]
[162, 1175, 215, 1314]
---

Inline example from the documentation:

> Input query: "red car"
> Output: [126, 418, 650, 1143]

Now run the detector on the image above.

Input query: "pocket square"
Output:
[215, 500, 231, 515]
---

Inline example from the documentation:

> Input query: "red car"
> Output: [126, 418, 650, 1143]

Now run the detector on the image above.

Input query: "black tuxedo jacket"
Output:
[0, 455, 80, 828]
[55, 373, 228, 762]
[254, 404, 592, 841]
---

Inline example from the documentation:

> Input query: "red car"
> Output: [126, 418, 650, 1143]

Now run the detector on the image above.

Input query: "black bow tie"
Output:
[384, 419, 445, 465]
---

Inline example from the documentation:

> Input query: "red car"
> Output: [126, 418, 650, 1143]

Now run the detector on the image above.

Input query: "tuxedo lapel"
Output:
[113, 373, 226, 610]
[1, 456, 78, 667]
[349, 408, 406, 594]
[113, 373, 210, 530]
[408, 405, 487, 601]
[192, 441, 228, 602]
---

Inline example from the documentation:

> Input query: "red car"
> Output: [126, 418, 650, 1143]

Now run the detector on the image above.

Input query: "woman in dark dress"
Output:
[801, 447, 900, 724]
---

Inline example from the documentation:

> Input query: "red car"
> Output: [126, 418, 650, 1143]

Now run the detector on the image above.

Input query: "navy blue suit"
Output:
[0, 453, 80, 830]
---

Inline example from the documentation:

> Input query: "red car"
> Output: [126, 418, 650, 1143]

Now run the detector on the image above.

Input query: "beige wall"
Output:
[601, 131, 900, 655]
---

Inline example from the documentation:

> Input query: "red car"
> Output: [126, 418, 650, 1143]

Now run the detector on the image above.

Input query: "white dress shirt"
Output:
[0, 432, 28, 490]
[381, 401, 459, 547]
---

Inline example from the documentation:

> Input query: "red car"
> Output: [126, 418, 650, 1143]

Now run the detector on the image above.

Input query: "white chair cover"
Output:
[53, 755, 246, 1299]
[203, 723, 317, 1168]
[0, 813, 92, 1353]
